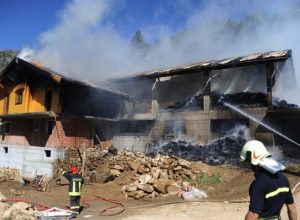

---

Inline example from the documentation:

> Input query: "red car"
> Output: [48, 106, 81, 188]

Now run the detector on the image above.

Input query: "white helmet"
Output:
[240, 140, 270, 165]
[240, 140, 285, 174]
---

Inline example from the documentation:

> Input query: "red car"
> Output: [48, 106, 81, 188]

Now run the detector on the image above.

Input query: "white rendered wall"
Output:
[0, 144, 64, 178]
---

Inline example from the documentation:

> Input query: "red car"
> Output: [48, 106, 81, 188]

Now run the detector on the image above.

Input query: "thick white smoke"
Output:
[22, 0, 300, 104]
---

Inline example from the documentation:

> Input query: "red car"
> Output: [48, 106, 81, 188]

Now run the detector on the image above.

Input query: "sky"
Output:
[1, 0, 300, 104]
[0, 0, 202, 50]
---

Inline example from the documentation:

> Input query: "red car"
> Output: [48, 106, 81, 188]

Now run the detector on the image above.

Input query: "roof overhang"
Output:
[111, 49, 292, 82]
[0, 58, 132, 100]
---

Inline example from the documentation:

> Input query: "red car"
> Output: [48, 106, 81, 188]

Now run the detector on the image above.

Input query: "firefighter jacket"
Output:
[62, 171, 84, 196]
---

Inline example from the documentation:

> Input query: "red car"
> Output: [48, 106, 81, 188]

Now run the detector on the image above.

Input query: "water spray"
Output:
[222, 101, 300, 147]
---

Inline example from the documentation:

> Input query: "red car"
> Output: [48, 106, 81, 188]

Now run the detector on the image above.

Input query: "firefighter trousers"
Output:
[70, 196, 81, 212]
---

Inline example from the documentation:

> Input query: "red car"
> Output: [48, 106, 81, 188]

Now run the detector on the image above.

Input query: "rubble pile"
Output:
[153, 136, 246, 165]
[163, 92, 299, 111]
[0, 167, 21, 183]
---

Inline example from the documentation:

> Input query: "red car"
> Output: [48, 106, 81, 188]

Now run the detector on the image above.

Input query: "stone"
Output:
[0, 192, 6, 202]
[137, 184, 154, 193]
[113, 164, 124, 171]
[159, 171, 169, 180]
[96, 173, 115, 183]
[163, 158, 174, 166]
[110, 169, 121, 176]
[134, 190, 145, 199]
[151, 168, 160, 179]
[2, 202, 37, 220]
[0, 202, 9, 216]
[168, 169, 174, 179]
[137, 166, 146, 174]
[173, 166, 182, 171]
[153, 179, 173, 194]
[139, 174, 152, 184]
[183, 170, 194, 178]
[127, 191, 137, 198]
[126, 184, 138, 192]
[143, 191, 158, 200]
[178, 159, 190, 168]
[166, 184, 181, 195]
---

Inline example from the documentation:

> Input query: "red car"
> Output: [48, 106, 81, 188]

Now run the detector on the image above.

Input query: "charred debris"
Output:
[164, 92, 299, 112]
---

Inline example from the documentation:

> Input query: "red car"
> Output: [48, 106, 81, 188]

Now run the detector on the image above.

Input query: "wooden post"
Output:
[203, 71, 211, 110]
[81, 143, 86, 177]
[266, 62, 274, 109]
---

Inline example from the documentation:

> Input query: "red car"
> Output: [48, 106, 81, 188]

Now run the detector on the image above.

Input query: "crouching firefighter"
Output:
[60, 166, 84, 213]
[240, 140, 297, 220]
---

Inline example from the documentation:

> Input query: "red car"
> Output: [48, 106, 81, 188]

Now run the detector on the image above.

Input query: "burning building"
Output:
[0, 49, 299, 178]
[107, 49, 300, 157]
[0, 57, 129, 177]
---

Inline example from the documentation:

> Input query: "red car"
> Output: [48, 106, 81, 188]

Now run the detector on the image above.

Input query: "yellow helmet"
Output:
[240, 140, 270, 165]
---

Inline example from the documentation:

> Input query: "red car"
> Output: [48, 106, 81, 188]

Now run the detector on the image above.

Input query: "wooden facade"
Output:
[0, 57, 127, 148]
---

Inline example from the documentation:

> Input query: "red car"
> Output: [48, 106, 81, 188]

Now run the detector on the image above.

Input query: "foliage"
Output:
[183, 172, 222, 189]
[0, 50, 18, 71]
[130, 30, 150, 56]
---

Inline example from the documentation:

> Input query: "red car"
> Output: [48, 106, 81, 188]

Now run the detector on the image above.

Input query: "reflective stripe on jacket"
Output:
[62, 171, 84, 196]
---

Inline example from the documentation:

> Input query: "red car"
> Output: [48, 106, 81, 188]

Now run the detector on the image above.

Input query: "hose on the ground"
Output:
[5, 183, 125, 216]
[81, 183, 125, 216]
[5, 179, 300, 217]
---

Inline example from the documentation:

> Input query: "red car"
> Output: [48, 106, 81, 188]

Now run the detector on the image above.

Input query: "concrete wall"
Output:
[112, 107, 270, 152]
[113, 135, 153, 152]
[0, 144, 64, 178]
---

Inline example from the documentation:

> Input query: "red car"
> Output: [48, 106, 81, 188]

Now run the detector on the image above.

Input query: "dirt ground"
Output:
[2, 165, 300, 220]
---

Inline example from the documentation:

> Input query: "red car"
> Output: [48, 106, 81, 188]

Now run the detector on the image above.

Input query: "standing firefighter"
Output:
[60, 166, 84, 213]
[240, 140, 297, 220]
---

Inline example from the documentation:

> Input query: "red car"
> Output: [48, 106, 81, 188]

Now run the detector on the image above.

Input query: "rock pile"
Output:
[56, 148, 209, 200]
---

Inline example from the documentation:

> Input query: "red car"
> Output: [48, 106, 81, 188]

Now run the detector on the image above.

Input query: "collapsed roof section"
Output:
[112, 49, 292, 81]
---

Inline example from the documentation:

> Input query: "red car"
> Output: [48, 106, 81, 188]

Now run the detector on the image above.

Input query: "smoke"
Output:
[22, 0, 300, 103]
[227, 124, 251, 141]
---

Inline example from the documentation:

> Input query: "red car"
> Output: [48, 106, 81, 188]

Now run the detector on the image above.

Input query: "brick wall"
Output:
[0, 118, 94, 148]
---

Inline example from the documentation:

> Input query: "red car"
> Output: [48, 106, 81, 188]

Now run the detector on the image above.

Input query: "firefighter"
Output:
[60, 166, 84, 213]
[240, 140, 297, 220]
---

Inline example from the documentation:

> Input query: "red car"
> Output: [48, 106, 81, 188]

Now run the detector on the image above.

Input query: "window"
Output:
[46, 120, 54, 135]
[119, 121, 146, 134]
[44, 150, 51, 157]
[15, 88, 24, 105]
[3, 122, 10, 134]
[34, 120, 39, 132]
[3, 147, 8, 153]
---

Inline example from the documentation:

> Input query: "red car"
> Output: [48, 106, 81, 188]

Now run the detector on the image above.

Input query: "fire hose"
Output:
[5, 183, 125, 216]
[4, 180, 300, 217]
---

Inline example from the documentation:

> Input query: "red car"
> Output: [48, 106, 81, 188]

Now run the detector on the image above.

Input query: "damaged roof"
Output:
[112, 49, 292, 81]
[0, 57, 132, 99]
